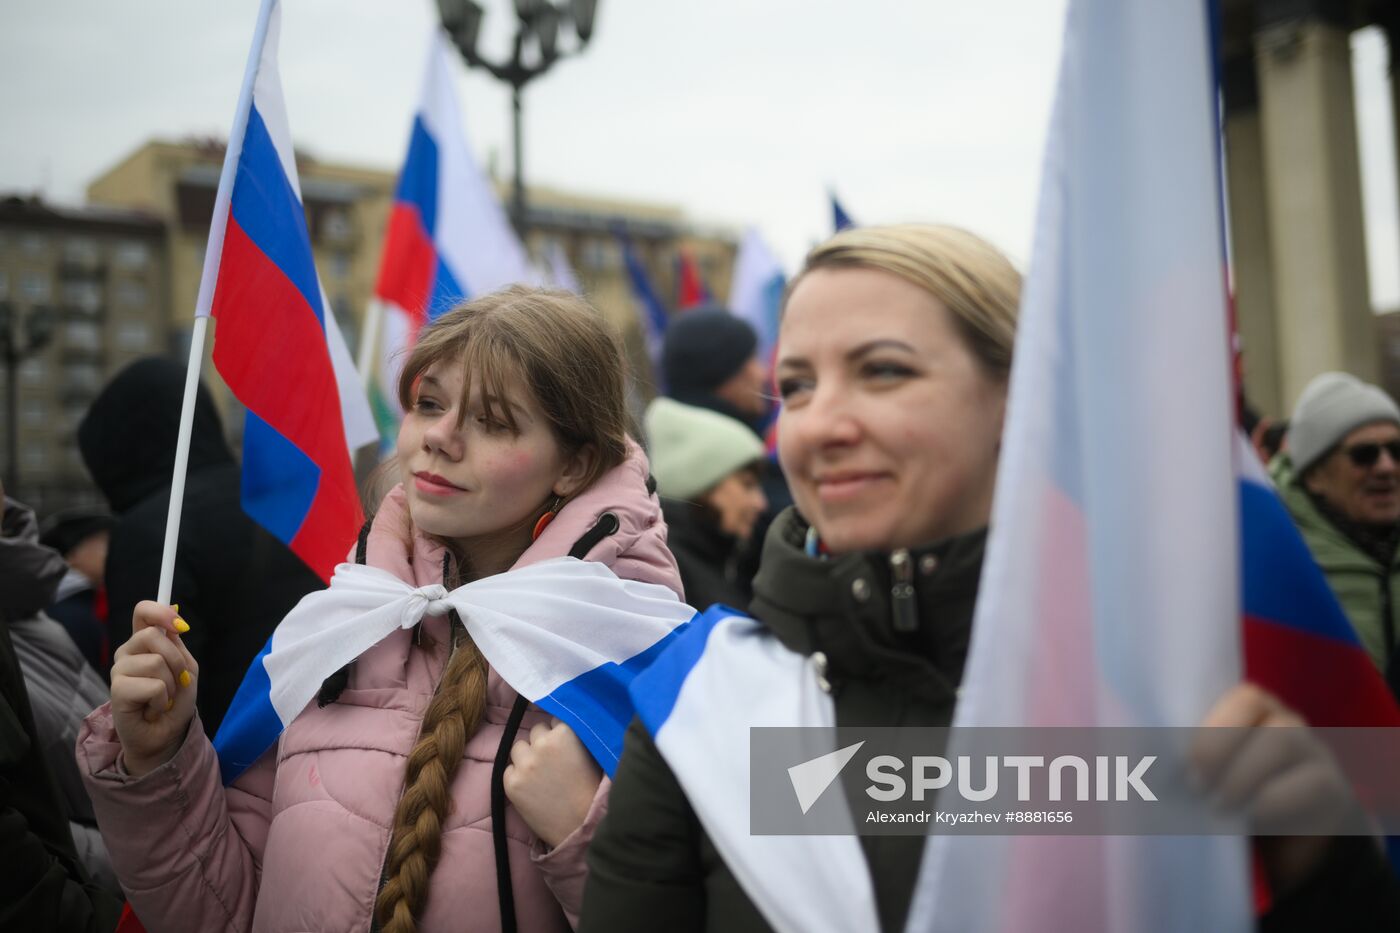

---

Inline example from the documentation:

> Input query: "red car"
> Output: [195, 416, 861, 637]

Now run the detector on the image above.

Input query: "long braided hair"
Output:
[372, 286, 630, 933]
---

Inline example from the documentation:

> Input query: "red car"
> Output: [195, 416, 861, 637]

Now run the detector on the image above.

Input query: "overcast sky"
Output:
[2, 1, 1396, 307]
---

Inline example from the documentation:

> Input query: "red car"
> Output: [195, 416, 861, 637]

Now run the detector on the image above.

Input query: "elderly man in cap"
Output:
[1274, 372, 1400, 697]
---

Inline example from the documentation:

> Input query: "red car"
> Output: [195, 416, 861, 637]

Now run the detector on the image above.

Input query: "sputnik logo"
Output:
[787, 741, 865, 814]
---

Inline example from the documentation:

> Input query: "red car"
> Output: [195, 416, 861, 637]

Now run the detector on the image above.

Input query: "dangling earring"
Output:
[532, 495, 563, 541]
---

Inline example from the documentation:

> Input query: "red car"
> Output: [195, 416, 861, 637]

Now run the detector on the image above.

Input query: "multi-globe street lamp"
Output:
[435, 0, 599, 238]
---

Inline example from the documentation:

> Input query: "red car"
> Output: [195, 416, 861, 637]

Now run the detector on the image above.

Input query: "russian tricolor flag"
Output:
[197, 0, 376, 583]
[905, 1, 1399, 931]
[368, 29, 532, 437]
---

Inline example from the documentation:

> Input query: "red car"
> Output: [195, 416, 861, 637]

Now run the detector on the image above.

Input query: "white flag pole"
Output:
[356, 297, 384, 388]
[157, 0, 279, 606]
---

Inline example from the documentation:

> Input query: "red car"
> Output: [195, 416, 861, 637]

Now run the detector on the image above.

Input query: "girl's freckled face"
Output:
[396, 362, 570, 551]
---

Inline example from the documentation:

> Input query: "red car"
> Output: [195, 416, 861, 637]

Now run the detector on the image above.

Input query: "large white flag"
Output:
[906, 0, 1250, 930]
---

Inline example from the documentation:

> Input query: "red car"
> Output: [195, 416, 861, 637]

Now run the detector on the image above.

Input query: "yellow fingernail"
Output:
[179, 670, 192, 688]
[174, 617, 190, 634]
[166, 698, 174, 711]
[171, 603, 179, 614]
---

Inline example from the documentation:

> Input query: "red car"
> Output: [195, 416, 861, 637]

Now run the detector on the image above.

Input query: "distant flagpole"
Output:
[156, 0, 278, 606]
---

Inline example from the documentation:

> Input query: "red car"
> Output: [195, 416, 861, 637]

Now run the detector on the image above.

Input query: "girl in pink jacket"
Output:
[77, 287, 686, 933]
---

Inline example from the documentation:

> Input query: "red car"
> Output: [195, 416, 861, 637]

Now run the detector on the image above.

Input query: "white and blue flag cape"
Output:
[631, 605, 880, 933]
[213, 557, 696, 784]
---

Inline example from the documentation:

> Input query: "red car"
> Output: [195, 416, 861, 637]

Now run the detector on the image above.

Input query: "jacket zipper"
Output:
[890, 548, 918, 632]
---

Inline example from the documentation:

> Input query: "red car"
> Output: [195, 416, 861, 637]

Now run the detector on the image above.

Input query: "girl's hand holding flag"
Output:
[109, 601, 198, 777]
[505, 719, 605, 849]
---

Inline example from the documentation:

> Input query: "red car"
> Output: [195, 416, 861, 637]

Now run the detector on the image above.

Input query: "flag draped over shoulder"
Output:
[906, 0, 1250, 930]
[213, 558, 697, 785]
[200, 0, 376, 583]
[368, 28, 531, 438]
[628, 606, 880, 933]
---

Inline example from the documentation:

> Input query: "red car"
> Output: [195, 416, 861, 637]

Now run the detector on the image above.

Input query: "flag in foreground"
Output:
[199, 0, 376, 582]
[907, 1, 1400, 930]
[907, 1, 1248, 929]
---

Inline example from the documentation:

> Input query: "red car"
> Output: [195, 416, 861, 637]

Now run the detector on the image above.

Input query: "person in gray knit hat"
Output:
[1272, 371, 1400, 698]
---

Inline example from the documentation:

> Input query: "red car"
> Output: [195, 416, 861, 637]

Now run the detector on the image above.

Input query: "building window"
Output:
[115, 280, 148, 308]
[330, 251, 351, 279]
[62, 280, 102, 314]
[64, 401, 89, 432]
[580, 239, 619, 271]
[19, 359, 45, 385]
[21, 398, 45, 426]
[323, 209, 352, 242]
[114, 240, 151, 269]
[65, 320, 101, 352]
[332, 296, 358, 351]
[21, 233, 46, 257]
[22, 447, 46, 471]
[21, 272, 51, 302]
[63, 237, 101, 268]
[64, 363, 102, 393]
[116, 321, 151, 351]
[66, 445, 88, 473]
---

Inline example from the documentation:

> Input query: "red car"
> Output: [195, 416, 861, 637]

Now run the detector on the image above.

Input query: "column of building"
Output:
[1228, 0, 1378, 419]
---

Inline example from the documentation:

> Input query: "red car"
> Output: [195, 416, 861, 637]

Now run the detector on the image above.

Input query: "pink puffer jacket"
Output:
[77, 446, 681, 933]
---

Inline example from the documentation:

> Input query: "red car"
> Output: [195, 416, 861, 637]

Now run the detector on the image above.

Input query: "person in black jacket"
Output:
[644, 396, 768, 611]
[0, 480, 122, 932]
[77, 358, 323, 733]
[582, 225, 1400, 933]
[4, 496, 118, 896]
[41, 511, 117, 678]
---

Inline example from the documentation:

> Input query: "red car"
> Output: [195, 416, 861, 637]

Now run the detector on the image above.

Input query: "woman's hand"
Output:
[503, 720, 603, 849]
[1191, 683, 1360, 895]
[109, 601, 199, 778]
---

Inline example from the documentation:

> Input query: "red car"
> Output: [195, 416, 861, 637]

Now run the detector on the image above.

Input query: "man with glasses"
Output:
[1274, 371, 1400, 700]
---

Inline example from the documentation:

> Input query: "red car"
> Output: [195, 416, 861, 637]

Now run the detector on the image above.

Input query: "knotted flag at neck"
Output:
[213, 557, 696, 783]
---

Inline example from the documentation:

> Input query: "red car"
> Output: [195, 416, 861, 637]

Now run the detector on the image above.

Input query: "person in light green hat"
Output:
[645, 397, 768, 611]
[1270, 371, 1400, 699]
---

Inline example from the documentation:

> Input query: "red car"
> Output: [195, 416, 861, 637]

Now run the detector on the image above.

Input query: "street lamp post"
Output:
[0, 300, 54, 495]
[435, 0, 599, 238]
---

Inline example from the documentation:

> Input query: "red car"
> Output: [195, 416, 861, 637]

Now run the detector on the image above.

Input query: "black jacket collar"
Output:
[749, 507, 985, 703]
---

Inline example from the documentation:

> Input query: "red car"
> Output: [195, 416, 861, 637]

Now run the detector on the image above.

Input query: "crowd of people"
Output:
[3, 224, 1399, 931]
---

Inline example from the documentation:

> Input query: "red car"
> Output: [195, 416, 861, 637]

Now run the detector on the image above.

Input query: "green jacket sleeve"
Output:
[580, 717, 707, 933]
